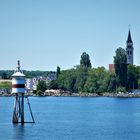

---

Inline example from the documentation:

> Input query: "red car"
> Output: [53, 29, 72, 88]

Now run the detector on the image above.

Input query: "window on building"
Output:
[127, 50, 129, 55]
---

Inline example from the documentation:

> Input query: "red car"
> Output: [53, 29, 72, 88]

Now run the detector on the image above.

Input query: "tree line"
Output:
[1, 48, 140, 94]
[0, 70, 50, 79]
[45, 49, 140, 93]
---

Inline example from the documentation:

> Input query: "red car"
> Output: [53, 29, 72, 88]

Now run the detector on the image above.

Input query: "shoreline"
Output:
[1, 92, 140, 98]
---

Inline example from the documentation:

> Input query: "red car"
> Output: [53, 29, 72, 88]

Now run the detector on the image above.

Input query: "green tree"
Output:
[48, 80, 58, 89]
[37, 80, 47, 92]
[95, 67, 109, 93]
[114, 47, 127, 87]
[126, 65, 138, 90]
[75, 66, 88, 92]
[56, 66, 61, 78]
[2, 72, 7, 79]
[83, 67, 109, 93]
[57, 69, 77, 92]
[136, 66, 140, 88]
[83, 69, 97, 93]
[107, 73, 117, 92]
[80, 52, 92, 68]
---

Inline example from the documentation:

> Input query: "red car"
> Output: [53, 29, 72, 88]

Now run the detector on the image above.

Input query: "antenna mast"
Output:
[17, 60, 20, 72]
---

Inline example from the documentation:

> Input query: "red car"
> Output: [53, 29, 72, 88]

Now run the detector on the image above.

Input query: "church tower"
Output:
[126, 29, 134, 65]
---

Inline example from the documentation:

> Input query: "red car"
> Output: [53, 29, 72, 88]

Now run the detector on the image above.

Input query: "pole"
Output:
[21, 94, 24, 124]
[12, 93, 18, 123]
[26, 97, 35, 123]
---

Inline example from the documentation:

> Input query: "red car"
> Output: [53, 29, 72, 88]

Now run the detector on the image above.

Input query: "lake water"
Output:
[1, 97, 140, 140]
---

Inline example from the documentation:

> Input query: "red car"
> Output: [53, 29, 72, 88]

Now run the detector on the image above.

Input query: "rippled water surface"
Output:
[1, 97, 140, 140]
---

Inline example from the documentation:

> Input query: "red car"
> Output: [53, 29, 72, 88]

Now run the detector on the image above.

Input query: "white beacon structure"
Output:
[12, 60, 35, 124]
[12, 66, 25, 94]
[12, 60, 25, 124]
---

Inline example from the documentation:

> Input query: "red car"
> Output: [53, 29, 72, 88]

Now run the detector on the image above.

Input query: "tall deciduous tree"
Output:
[127, 65, 138, 90]
[80, 52, 92, 68]
[114, 47, 127, 87]
[107, 73, 117, 92]
[136, 66, 140, 88]
[56, 66, 61, 78]
[75, 66, 88, 92]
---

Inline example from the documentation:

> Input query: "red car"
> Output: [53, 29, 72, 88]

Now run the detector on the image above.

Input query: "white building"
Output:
[26, 78, 37, 91]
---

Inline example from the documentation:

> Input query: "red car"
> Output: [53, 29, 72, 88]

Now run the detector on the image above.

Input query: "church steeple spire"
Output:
[127, 29, 133, 44]
[126, 29, 134, 65]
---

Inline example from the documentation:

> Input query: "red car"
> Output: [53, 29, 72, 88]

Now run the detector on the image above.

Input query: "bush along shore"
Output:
[1, 91, 140, 98]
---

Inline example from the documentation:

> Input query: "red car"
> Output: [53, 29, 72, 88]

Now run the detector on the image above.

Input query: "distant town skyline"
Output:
[0, 0, 140, 71]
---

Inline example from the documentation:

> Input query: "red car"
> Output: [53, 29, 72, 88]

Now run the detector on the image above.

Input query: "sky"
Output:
[0, 0, 140, 71]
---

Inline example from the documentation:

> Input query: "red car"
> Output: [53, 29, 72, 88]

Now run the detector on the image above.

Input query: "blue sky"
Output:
[0, 0, 140, 71]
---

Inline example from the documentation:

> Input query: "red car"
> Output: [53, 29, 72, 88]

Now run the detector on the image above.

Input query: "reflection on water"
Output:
[12, 125, 25, 140]
[11, 123, 36, 140]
